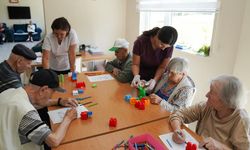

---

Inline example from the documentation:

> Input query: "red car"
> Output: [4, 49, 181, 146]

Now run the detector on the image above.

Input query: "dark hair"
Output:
[158, 26, 178, 46]
[142, 27, 160, 37]
[143, 26, 178, 46]
[51, 17, 71, 34]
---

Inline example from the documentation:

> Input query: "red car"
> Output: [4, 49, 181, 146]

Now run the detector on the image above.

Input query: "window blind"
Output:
[137, 0, 220, 12]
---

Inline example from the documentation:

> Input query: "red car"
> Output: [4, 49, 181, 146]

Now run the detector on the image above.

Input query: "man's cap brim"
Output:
[109, 47, 119, 52]
[53, 87, 66, 93]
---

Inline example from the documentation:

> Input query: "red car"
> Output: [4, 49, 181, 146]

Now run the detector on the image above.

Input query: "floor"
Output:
[0, 41, 40, 62]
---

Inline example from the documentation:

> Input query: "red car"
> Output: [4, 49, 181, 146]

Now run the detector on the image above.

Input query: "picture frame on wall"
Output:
[9, 0, 19, 3]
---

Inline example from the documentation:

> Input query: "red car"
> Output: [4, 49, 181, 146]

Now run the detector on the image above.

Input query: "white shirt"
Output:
[0, 88, 42, 150]
[27, 24, 35, 33]
[42, 29, 78, 71]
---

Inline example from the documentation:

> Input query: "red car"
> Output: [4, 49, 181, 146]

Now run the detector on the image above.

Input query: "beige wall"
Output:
[0, 0, 45, 37]
[43, 0, 126, 52]
[233, 0, 250, 113]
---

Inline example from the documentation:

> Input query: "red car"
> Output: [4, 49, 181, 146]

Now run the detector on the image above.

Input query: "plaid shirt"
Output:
[0, 60, 22, 93]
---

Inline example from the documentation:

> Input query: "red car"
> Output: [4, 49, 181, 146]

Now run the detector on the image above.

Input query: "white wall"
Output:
[0, 0, 45, 37]
[43, 0, 126, 53]
[233, 0, 250, 113]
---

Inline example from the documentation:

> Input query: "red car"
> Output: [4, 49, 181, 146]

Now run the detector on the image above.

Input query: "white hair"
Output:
[211, 75, 246, 109]
[167, 57, 189, 74]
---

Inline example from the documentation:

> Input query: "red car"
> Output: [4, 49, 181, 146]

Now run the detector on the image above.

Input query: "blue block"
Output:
[124, 94, 132, 102]
[78, 89, 84, 94]
[87, 111, 93, 117]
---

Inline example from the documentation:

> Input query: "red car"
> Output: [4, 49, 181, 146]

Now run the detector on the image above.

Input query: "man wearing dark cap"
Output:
[0, 44, 37, 93]
[0, 69, 77, 150]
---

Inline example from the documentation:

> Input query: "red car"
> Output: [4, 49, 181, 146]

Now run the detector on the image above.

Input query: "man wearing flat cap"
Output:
[0, 69, 77, 150]
[0, 44, 37, 93]
[105, 38, 133, 83]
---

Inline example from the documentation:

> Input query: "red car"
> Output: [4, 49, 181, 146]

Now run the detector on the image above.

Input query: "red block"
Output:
[191, 143, 197, 150]
[138, 102, 145, 110]
[81, 111, 88, 120]
[76, 82, 86, 89]
[135, 101, 140, 108]
[109, 117, 117, 127]
[186, 142, 197, 150]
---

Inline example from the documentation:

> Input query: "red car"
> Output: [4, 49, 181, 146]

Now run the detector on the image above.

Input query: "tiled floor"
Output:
[0, 41, 40, 62]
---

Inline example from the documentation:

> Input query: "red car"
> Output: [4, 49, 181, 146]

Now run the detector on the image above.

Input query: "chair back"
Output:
[186, 76, 196, 107]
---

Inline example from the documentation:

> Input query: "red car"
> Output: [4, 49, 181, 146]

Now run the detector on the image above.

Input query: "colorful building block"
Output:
[186, 142, 197, 150]
[80, 111, 93, 120]
[80, 111, 88, 120]
[109, 117, 117, 127]
[141, 97, 150, 106]
[71, 72, 77, 81]
[124, 94, 132, 102]
[87, 111, 93, 117]
[78, 89, 84, 94]
[92, 83, 97, 88]
[76, 82, 86, 89]
[138, 86, 146, 99]
[72, 90, 78, 96]
[138, 102, 145, 110]
[129, 97, 137, 105]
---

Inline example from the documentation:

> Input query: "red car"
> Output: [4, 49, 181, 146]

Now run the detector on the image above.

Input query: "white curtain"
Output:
[137, 0, 220, 12]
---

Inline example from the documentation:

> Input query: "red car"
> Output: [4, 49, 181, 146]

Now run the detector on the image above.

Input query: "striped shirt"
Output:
[0, 60, 22, 93]
[19, 110, 51, 145]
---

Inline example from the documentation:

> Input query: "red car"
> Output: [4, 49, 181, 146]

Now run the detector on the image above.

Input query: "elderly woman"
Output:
[149, 57, 195, 112]
[170, 75, 250, 150]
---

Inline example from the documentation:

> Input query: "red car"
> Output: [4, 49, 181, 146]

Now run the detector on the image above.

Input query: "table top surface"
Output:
[50, 72, 170, 144]
[53, 118, 203, 150]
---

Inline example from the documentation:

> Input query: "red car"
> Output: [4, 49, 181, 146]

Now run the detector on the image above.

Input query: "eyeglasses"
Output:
[168, 71, 182, 76]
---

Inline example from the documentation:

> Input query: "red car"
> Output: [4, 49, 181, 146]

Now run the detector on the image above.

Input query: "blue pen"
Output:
[166, 139, 173, 148]
[75, 96, 91, 101]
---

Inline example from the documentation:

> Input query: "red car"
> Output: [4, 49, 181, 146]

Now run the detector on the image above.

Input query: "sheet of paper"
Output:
[35, 52, 42, 57]
[48, 105, 88, 124]
[36, 57, 42, 63]
[87, 74, 114, 82]
[159, 130, 205, 150]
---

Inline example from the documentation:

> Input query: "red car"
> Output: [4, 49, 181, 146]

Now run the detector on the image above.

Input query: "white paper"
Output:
[36, 57, 42, 63]
[48, 105, 88, 124]
[159, 130, 205, 150]
[87, 74, 114, 82]
[35, 52, 42, 57]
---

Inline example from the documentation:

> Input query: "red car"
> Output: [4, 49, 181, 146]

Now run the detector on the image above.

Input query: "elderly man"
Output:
[169, 75, 250, 150]
[0, 44, 77, 150]
[0, 69, 77, 150]
[105, 38, 133, 83]
[0, 44, 37, 93]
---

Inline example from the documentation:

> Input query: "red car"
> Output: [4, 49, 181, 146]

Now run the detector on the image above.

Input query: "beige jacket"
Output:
[170, 102, 250, 149]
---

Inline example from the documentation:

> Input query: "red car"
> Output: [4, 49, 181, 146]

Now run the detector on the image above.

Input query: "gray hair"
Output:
[211, 75, 246, 109]
[167, 57, 189, 74]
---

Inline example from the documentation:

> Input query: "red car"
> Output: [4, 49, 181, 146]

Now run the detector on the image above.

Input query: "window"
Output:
[137, 0, 220, 56]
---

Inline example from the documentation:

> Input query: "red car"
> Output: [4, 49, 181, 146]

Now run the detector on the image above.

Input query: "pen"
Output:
[87, 102, 98, 107]
[75, 96, 91, 101]
[166, 139, 173, 148]
[176, 131, 187, 144]
[79, 101, 93, 105]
